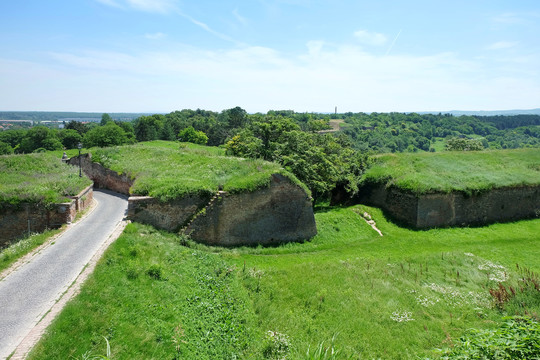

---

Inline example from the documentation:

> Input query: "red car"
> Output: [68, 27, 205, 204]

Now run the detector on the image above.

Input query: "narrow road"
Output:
[0, 190, 128, 359]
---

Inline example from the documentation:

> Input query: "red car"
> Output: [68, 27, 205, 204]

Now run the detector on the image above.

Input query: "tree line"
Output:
[1, 108, 538, 202]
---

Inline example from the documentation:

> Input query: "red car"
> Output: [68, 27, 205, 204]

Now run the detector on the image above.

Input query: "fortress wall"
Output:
[352, 184, 539, 228]
[68, 154, 133, 195]
[0, 185, 94, 247]
[184, 174, 317, 246]
[69, 155, 318, 246]
[127, 195, 210, 232]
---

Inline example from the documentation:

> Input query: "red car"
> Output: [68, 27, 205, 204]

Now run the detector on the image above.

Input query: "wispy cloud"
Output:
[95, 0, 177, 14]
[354, 30, 387, 46]
[34, 40, 540, 113]
[232, 8, 248, 26]
[492, 12, 526, 24]
[145, 32, 166, 40]
[486, 41, 518, 50]
[176, 10, 243, 45]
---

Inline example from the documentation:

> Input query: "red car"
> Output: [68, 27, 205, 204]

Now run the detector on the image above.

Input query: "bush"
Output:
[178, 126, 208, 145]
[436, 316, 540, 359]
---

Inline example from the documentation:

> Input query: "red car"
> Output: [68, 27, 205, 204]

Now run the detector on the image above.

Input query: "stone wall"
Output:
[71, 154, 318, 245]
[68, 154, 133, 195]
[127, 194, 210, 232]
[0, 185, 94, 247]
[352, 184, 539, 228]
[184, 174, 317, 246]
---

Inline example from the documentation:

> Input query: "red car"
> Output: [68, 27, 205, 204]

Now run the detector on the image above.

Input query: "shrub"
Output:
[436, 316, 540, 359]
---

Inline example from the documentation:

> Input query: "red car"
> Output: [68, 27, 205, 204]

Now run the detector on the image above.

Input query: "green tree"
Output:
[65, 120, 89, 135]
[101, 113, 113, 126]
[178, 126, 208, 145]
[19, 126, 63, 153]
[134, 115, 164, 142]
[59, 129, 82, 149]
[446, 137, 484, 151]
[0, 141, 14, 155]
[83, 123, 129, 148]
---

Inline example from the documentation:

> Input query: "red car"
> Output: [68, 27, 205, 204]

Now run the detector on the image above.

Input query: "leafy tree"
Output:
[160, 121, 176, 141]
[65, 120, 89, 135]
[83, 123, 129, 148]
[59, 129, 82, 149]
[178, 126, 208, 145]
[19, 126, 63, 153]
[445, 137, 484, 151]
[133, 115, 164, 142]
[101, 113, 113, 126]
[0, 129, 26, 152]
[0, 141, 14, 155]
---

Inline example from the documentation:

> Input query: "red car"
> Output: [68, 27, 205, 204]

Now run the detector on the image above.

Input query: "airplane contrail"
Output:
[385, 29, 402, 56]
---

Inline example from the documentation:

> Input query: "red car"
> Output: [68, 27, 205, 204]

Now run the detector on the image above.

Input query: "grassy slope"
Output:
[0, 152, 92, 207]
[363, 148, 540, 194]
[91, 141, 305, 201]
[29, 207, 540, 359]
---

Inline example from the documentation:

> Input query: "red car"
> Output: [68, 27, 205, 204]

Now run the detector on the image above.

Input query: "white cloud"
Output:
[95, 0, 177, 13]
[145, 32, 166, 40]
[492, 13, 525, 24]
[485, 41, 518, 50]
[232, 8, 248, 26]
[354, 30, 387, 46]
[2, 40, 539, 113]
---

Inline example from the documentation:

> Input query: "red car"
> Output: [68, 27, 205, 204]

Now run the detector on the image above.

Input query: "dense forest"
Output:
[1, 108, 539, 202]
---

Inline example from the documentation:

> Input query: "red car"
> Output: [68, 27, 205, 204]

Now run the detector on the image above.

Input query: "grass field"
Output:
[0, 152, 92, 208]
[90, 141, 305, 201]
[29, 205, 540, 359]
[363, 148, 540, 194]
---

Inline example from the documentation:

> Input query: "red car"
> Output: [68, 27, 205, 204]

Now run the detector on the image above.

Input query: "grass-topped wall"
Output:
[89, 141, 307, 200]
[350, 149, 540, 228]
[0, 152, 92, 208]
[362, 148, 540, 195]
[0, 153, 94, 245]
[73, 141, 316, 245]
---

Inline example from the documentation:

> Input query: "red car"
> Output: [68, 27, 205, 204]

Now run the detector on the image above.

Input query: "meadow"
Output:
[362, 148, 540, 194]
[0, 152, 92, 208]
[90, 141, 306, 201]
[28, 204, 540, 359]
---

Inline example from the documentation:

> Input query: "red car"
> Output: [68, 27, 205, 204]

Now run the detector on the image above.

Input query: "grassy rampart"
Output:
[0, 152, 92, 208]
[90, 141, 306, 201]
[362, 148, 540, 194]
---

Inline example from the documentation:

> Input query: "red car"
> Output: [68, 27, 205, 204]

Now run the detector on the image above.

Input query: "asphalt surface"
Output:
[0, 190, 128, 359]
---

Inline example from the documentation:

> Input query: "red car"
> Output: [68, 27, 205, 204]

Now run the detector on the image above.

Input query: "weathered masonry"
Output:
[338, 184, 540, 228]
[70, 154, 317, 245]
[0, 185, 93, 247]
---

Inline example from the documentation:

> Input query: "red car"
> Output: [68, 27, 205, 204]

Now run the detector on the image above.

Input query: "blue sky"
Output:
[1, 0, 539, 113]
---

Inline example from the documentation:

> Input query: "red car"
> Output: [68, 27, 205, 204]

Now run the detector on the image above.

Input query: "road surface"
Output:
[0, 190, 128, 359]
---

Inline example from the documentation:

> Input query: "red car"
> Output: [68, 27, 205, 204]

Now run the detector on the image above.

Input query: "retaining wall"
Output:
[0, 185, 94, 247]
[68, 154, 133, 195]
[184, 174, 318, 246]
[70, 154, 317, 245]
[350, 184, 539, 228]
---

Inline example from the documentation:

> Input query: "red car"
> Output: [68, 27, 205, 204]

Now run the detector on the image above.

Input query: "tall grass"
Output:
[90, 141, 305, 201]
[363, 148, 540, 194]
[29, 206, 540, 359]
[0, 152, 92, 208]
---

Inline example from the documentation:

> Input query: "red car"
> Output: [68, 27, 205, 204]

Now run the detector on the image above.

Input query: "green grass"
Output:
[0, 152, 92, 208]
[0, 228, 62, 273]
[90, 141, 306, 201]
[363, 148, 540, 194]
[29, 223, 258, 360]
[29, 206, 540, 359]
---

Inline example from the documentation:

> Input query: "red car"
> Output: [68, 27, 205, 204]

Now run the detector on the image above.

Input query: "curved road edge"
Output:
[3, 191, 129, 360]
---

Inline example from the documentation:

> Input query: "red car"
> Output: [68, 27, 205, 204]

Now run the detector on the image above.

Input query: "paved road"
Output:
[0, 190, 128, 359]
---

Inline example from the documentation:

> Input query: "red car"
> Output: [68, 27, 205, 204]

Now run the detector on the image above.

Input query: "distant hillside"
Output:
[422, 108, 540, 116]
[0, 111, 152, 122]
